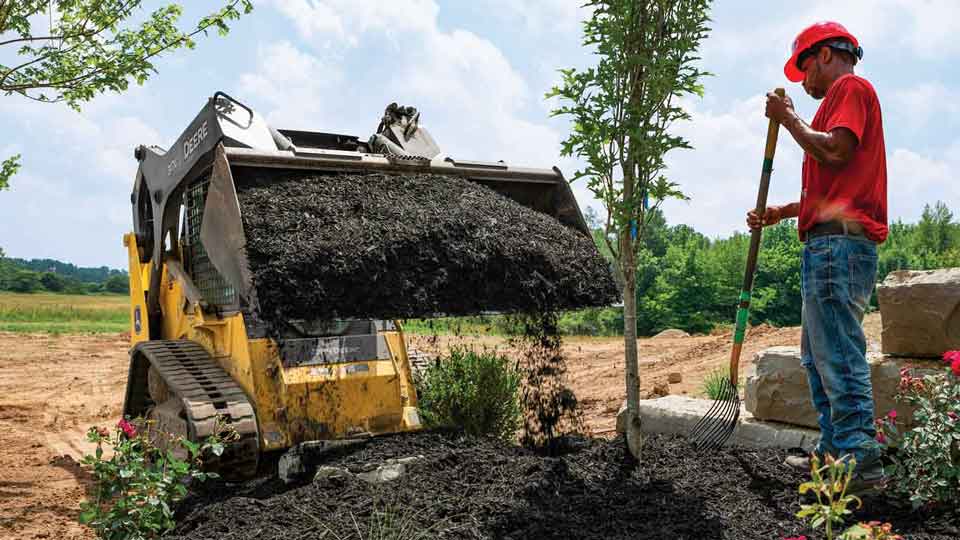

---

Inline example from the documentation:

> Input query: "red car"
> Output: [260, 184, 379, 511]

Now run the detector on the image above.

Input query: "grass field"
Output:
[0, 292, 129, 333]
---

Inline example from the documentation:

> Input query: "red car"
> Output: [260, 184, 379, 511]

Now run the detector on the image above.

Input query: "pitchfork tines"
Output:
[689, 377, 740, 451]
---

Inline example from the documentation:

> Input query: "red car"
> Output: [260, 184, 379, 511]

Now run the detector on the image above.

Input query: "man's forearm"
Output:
[778, 202, 800, 219]
[782, 111, 851, 167]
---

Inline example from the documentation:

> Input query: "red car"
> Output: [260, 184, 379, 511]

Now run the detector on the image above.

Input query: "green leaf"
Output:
[78, 508, 97, 524]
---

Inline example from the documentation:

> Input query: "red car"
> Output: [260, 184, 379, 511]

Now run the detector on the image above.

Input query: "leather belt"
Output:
[805, 220, 865, 240]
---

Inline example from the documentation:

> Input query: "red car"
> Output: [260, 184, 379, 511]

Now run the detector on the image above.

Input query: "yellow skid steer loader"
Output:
[122, 92, 598, 480]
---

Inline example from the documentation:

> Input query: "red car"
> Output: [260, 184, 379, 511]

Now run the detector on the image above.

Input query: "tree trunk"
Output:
[621, 161, 643, 460]
[622, 234, 642, 459]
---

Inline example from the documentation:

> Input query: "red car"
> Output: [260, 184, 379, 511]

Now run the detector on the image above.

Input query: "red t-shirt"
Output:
[799, 73, 888, 243]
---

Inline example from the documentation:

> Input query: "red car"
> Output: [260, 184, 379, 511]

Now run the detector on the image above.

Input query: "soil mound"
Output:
[652, 328, 691, 339]
[170, 432, 958, 540]
[236, 172, 619, 329]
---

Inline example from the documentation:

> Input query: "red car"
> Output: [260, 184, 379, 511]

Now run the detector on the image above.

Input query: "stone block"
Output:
[615, 396, 819, 451]
[744, 347, 941, 429]
[877, 268, 960, 357]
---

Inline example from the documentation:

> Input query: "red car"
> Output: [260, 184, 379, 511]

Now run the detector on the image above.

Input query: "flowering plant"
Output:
[796, 454, 862, 539]
[875, 350, 960, 508]
[793, 454, 902, 540]
[78, 416, 237, 540]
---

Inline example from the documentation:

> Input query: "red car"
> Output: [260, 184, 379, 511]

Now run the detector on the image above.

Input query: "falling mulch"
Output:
[234, 171, 619, 329]
[169, 432, 959, 540]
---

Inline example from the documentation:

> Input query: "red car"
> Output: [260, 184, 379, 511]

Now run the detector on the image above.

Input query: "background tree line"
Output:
[559, 200, 960, 336]
[0, 250, 128, 294]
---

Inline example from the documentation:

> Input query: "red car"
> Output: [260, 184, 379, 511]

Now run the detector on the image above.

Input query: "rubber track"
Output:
[132, 340, 259, 479]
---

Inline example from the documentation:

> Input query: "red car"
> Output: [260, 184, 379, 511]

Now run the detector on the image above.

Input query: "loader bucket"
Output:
[132, 93, 617, 328]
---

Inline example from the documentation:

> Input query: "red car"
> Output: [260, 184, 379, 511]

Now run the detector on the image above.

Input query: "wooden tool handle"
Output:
[729, 87, 785, 384]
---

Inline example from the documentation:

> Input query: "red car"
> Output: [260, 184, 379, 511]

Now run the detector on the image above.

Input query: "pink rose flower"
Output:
[887, 409, 897, 420]
[943, 350, 960, 364]
[949, 411, 959, 421]
[876, 431, 886, 444]
[782, 536, 807, 540]
[117, 419, 137, 438]
[952, 358, 960, 377]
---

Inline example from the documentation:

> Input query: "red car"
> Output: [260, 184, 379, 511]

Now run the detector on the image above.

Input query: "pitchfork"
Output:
[690, 88, 785, 451]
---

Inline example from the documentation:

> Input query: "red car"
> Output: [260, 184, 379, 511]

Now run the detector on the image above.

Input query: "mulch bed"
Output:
[170, 432, 959, 540]
[235, 171, 619, 330]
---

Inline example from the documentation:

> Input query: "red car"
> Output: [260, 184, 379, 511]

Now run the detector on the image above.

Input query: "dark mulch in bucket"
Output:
[169, 432, 959, 540]
[235, 172, 619, 330]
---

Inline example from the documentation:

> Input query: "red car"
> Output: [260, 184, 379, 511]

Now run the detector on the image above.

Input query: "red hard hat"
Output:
[784, 21, 860, 82]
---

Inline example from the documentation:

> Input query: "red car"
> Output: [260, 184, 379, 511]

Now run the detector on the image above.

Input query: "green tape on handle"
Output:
[739, 291, 751, 303]
[762, 157, 773, 173]
[734, 307, 749, 344]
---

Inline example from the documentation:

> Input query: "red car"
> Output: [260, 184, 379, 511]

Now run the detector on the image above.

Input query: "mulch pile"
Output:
[235, 171, 619, 328]
[170, 432, 959, 540]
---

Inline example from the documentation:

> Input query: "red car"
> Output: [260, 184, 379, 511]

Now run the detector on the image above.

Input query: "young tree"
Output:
[0, 0, 254, 187]
[548, 0, 711, 458]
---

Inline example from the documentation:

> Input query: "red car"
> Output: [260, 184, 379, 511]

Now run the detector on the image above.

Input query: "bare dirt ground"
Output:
[0, 314, 882, 539]
[0, 333, 129, 540]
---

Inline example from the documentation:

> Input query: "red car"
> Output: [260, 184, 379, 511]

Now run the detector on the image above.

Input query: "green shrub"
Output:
[415, 347, 522, 442]
[701, 366, 730, 400]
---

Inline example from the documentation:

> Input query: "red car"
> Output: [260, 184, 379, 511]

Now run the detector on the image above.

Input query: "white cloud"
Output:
[239, 41, 343, 128]
[887, 147, 959, 222]
[892, 82, 960, 132]
[486, 0, 588, 33]
[251, 0, 568, 168]
[266, 0, 438, 48]
[96, 116, 162, 182]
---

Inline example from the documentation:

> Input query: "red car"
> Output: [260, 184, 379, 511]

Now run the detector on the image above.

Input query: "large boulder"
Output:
[877, 268, 960, 358]
[744, 347, 941, 430]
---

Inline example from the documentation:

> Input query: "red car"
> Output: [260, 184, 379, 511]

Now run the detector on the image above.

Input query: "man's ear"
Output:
[819, 46, 833, 66]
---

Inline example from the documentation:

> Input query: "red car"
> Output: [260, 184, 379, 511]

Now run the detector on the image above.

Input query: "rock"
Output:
[668, 372, 683, 384]
[877, 268, 960, 357]
[616, 401, 628, 433]
[652, 329, 690, 339]
[357, 463, 406, 484]
[615, 395, 820, 451]
[744, 347, 942, 429]
[314, 466, 353, 482]
[394, 455, 425, 465]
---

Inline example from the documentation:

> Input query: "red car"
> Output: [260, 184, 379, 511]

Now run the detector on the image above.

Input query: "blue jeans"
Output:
[800, 235, 879, 466]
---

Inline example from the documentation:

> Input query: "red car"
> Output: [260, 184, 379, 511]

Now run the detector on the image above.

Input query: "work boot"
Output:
[784, 444, 836, 472]
[847, 459, 887, 495]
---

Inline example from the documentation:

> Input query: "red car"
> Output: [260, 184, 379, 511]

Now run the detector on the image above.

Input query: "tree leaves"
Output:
[0, 1, 254, 109]
[548, 0, 711, 265]
[0, 154, 19, 190]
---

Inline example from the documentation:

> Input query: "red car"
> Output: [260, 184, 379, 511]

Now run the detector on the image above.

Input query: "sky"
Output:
[2, 0, 959, 269]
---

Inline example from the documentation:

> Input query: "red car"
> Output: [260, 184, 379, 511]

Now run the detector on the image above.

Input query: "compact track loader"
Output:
[122, 92, 597, 479]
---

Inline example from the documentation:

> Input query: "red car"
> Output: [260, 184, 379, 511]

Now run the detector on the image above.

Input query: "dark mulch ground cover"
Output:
[235, 172, 619, 329]
[170, 432, 959, 540]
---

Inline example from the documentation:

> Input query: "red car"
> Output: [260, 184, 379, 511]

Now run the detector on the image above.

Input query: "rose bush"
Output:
[875, 350, 960, 508]
[79, 416, 237, 540]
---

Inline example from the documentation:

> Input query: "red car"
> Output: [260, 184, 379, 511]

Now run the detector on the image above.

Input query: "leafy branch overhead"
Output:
[0, 0, 253, 109]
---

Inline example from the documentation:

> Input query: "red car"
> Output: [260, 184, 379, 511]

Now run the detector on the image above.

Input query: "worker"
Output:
[747, 21, 887, 490]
